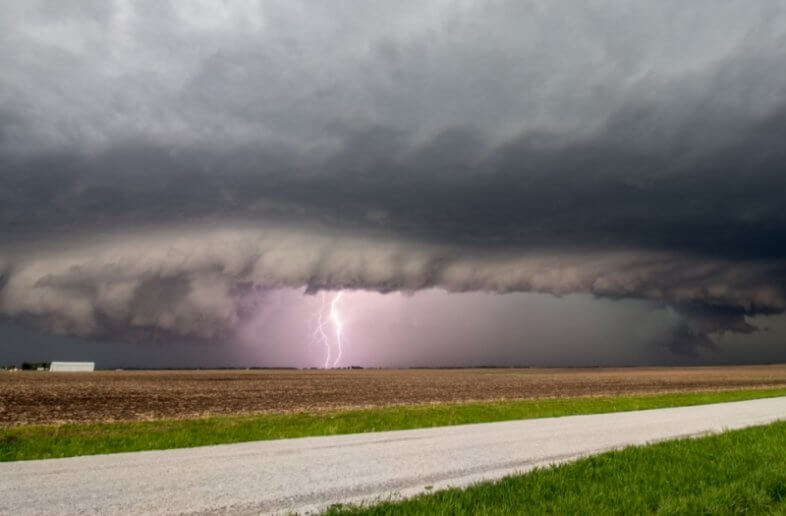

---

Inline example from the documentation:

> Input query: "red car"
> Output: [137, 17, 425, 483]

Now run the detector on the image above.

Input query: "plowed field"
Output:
[3, 365, 786, 425]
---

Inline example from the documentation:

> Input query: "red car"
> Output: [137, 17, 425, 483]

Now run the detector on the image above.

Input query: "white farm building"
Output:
[49, 361, 95, 372]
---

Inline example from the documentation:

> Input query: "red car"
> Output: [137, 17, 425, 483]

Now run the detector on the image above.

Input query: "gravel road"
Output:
[3, 396, 786, 515]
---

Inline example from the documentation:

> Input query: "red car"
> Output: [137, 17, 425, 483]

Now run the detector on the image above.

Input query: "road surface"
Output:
[3, 396, 786, 515]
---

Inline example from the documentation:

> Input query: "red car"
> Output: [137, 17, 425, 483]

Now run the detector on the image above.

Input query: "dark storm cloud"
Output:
[665, 323, 718, 357]
[2, 0, 786, 354]
[4, 104, 786, 256]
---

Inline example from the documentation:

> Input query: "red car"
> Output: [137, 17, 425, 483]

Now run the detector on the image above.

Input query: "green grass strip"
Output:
[2, 387, 786, 462]
[327, 420, 786, 515]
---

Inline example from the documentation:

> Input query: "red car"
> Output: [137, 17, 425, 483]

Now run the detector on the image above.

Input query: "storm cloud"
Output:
[2, 0, 786, 357]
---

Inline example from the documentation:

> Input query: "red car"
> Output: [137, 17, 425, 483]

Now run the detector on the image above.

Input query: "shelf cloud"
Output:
[2, 0, 786, 357]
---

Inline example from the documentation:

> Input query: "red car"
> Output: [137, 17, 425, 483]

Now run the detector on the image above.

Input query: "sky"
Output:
[1, 0, 786, 368]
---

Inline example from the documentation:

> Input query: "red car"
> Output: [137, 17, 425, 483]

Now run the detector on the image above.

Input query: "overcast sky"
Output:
[2, 1, 786, 368]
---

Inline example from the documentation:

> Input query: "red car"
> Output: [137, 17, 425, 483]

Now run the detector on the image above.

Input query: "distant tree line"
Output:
[1, 362, 51, 371]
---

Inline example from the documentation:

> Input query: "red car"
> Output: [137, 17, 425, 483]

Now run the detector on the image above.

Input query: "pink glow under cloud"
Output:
[236, 289, 680, 368]
[238, 289, 412, 368]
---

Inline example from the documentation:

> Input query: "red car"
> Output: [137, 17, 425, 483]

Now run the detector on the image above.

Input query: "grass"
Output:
[326, 420, 786, 515]
[2, 387, 786, 462]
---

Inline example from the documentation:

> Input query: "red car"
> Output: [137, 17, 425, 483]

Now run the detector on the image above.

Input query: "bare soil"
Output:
[3, 365, 786, 425]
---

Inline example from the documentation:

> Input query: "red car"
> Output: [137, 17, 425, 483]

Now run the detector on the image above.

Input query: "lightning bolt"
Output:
[311, 291, 346, 368]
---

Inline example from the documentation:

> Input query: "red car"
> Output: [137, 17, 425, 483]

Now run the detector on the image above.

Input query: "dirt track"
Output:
[3, 365, 786, 425]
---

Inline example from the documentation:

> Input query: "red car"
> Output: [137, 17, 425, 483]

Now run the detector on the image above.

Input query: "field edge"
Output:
[3, 386, 786, 462]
